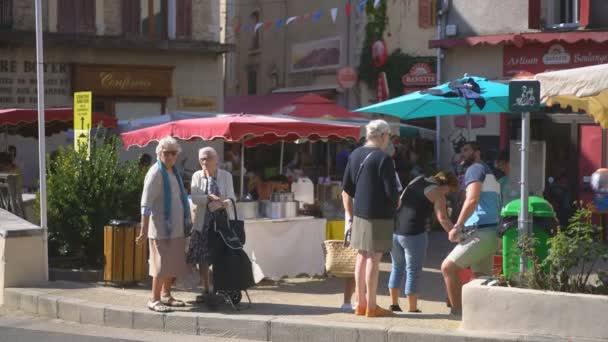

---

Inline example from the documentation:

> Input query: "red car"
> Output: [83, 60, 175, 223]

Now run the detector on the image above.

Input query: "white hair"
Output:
[155, 136, 181, 157]
[198, 146, 218, 159]
[365, 119, 390, 142]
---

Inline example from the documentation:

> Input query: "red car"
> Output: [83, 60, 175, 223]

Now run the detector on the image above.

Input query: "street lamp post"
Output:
[35, 0, 49, 281]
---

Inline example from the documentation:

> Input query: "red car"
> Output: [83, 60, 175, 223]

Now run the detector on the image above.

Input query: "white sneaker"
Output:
[340, 303, 353, 312]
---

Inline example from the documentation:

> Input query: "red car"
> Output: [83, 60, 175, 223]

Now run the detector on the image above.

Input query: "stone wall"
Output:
[12, 0, 49, 31]
[103, 0, 121, 36]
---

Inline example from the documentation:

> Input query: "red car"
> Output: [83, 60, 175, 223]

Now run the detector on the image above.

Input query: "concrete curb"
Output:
[3, 287, 604, 342]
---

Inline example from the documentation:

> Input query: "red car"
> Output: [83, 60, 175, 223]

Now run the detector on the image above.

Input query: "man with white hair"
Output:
[342, 119, 399, 317]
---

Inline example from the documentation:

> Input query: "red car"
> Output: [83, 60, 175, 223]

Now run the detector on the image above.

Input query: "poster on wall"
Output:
[291, 37, 342, 72]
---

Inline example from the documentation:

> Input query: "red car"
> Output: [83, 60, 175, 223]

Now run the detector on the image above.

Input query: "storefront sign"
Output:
[0, 58, 71, 107]
[73, 91, 92, 157]
[337, 67, 357, 89]
[178, 96, 216, 111]
[504, 42, 608, 76]
[509, 80, 541, 112]
[402, 63, 436, 86]
[73, 64, 173, 97]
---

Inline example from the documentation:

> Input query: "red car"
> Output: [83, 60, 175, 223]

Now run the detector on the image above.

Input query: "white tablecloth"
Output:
[243, 216, 327, 281]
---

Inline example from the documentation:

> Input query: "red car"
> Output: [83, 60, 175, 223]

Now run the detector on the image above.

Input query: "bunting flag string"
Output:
[330, 8, 338, 23]
[231, 0, 375, 34]
[286, 16, 298, 26]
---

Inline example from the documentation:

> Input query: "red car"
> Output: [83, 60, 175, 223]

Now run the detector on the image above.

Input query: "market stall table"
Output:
[242, 216, 327, 281]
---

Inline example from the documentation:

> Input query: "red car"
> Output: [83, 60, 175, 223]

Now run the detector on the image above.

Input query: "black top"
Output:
[395, 176, 438, 236]
[342, 146, 399, 220]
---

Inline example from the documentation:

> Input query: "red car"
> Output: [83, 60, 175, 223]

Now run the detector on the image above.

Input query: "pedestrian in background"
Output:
[342, 119, 399, 318]
[441, 142, 501, 316]
[389, 172, 458, 313]
[137, 136, 190, 313]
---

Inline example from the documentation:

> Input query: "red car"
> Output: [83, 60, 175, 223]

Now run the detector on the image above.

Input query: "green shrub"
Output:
[516, 205, 608, 294]
[40, 134, 145, 266]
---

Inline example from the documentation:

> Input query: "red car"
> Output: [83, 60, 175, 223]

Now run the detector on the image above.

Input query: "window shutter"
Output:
[79, 0, 96, 33]
[580, 0, 590, 28]
[528, 0, 541, 29]
[122, 0, 141, 35]
[176, 0, 192, 38]
[419, 0, 433, 29]
[57, 0, 77, 33]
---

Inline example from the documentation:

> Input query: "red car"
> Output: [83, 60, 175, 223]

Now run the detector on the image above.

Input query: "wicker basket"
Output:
[323, 240, 357, 278]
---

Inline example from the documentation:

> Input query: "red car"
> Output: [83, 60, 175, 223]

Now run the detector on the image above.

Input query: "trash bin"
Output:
[103, 220, 147, 285]
[500, 196, 557, 278]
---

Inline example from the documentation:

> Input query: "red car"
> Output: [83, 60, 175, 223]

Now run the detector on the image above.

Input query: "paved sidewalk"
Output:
[5, 231, 593, 341]
[29, 231, 461, 331]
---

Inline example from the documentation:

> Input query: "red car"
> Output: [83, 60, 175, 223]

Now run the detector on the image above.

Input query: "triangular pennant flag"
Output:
[264, 20, 273, 29]
[330, 8, 338, 23]
[300, 13, 311, 22]
[312, 10, 322, 22]
[345, 3, 352, 17]
[254, 22, 263, 32]
[275, 18, 285, 29]
[374, 0, 381, 8]
[242, 23, 252, 32]
[286, 16, 298, 25]
[234, 23, 242, 33]
[359, 0, 367, 12]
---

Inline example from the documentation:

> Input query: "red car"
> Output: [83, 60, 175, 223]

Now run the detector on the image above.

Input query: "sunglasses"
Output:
[162, 150, 178, 156]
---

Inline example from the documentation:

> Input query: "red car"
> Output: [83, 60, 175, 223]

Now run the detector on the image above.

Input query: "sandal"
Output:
[366, 306, 394, 317]
[147, 300, 172, 313]
[161, 296, 186, 307]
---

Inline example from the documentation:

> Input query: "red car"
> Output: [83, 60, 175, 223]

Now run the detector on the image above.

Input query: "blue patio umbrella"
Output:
[356, 76, 509, 138]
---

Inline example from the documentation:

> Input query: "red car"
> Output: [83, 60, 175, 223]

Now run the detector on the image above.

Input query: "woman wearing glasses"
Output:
[187, 146, 236, 303]
[137, 136, 191, 313]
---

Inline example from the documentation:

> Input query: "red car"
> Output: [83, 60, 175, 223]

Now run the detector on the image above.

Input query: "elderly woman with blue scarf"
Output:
[136, 136, 192, 313]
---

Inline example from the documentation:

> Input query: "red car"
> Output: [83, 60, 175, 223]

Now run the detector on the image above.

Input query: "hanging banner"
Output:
[372, 40, 388, 68]
[73, 91, 92, 157]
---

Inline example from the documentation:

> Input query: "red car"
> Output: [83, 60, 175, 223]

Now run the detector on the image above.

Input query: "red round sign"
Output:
[337, 67, 358, 89]
[372, 40, 388, 68]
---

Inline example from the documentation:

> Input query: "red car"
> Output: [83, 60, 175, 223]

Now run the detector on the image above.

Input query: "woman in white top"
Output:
[186, 147, 236, 302]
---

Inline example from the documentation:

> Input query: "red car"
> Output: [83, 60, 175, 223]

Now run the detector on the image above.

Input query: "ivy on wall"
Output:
[358, 1, 436, 99]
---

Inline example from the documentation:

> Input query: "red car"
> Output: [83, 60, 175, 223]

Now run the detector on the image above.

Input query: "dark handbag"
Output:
[228, 198, 246, 245]
[208, 199, 245, 250]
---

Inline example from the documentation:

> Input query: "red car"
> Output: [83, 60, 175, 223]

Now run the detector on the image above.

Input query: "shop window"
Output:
[57, 0, 95, 34]
[529, 0, 590, 29]
[123, 0, 191, 39]
[0, 0, 12, 30]
[247, 68, 258, 95]
[141, 0, 168, 39]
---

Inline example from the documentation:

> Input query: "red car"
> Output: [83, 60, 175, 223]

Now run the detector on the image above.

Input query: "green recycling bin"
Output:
[500, 196, 557, 278]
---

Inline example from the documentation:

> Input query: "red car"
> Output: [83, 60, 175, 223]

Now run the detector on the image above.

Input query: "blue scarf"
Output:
[157, 160, 192, 237]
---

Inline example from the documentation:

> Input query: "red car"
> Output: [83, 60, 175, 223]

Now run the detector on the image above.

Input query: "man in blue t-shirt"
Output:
[441, 141, 501, 315]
